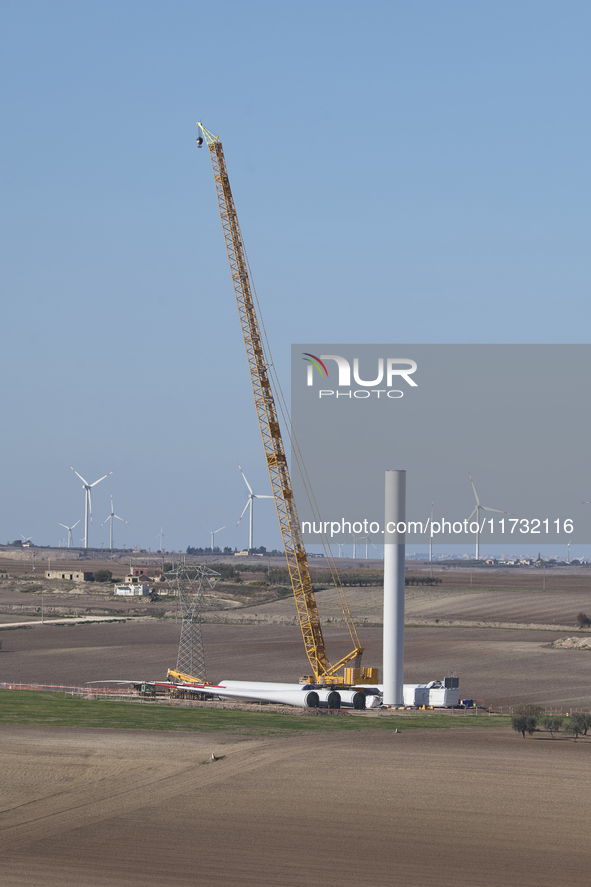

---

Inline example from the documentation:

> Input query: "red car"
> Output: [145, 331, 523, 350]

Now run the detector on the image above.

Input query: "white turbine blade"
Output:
[467, 506, 478, 522]
[236, 499, 251, 526]
[469, 473, 480, 506]
[90, 470, 114, 488]
[238, 463, 253, 495]
[213, 525, 227, 534]
[481, 505, 512, 515]
[100, 516, 110, 528]
[72, 520, 80, 529]
[70, 465, 89, 486]
[114, 515, 128, 524]
[58, 523, 68, 530]
[88, 488, 93, 522]
[254, 494, 274, 499]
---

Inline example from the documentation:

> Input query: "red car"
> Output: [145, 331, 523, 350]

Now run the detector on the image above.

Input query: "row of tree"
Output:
[185, 546, 283, 556]
[512, 706, 591, 739]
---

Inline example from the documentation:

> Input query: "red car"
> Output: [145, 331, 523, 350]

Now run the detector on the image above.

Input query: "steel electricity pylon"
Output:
[165, 564, 219, 682]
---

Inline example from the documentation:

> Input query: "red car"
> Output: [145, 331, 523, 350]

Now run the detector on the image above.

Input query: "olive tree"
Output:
[563, 713, 589, 739]
[511, 714, 537, 738]
[93, 569, 112, 583]
[541, 716, 563, 737]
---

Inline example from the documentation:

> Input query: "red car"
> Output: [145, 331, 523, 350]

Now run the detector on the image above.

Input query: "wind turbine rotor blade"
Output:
[90, 470, 114, 488]
[481, 505, 512, 515]
[72, 520, 80, 529]
[254, 494, 274, 499]
[214, 525, 227, 534]
[114, 515, 128, 523]
[238, 463, 254, 495]
[70, 465, 89, 486]
[58, 523, 68, 530]
[469, 473, 480, 506]
[236, 499, 251, 526]
[467, 507, 478, 522]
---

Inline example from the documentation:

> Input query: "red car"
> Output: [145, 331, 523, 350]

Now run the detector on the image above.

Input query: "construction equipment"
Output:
[197, 122, 377, 687]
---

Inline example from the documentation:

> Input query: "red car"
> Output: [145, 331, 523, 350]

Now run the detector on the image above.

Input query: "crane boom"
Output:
[197, 122, 363, 683]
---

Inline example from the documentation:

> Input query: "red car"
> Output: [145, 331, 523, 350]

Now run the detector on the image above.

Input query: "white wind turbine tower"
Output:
[353, 535, 378, 559]
[582, 500, 591, 561]
[69, 466, 114, 549]
[100, 495, 129, 550]
[58, 520, 80, 548]
[236, 463, 273, 551]
[209, 525, 227, 553]
[468, 472, 511, 560]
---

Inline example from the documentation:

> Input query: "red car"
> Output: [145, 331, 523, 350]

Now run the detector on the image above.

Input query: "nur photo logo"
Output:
[302, 352, 418, 399]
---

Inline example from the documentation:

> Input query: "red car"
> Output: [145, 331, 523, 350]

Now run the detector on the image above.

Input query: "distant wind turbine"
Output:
[210, 525, 227, 553]
[236, 463, 273, 551]
[468, 473, 511, 560]
[100, 495, 128, 550]
[58, 520, 80, 548]
[154, 527, 167, 551]
[20, 534, 33, 545]
[70, 466, 114, 549]
[353, 535, 377, 559]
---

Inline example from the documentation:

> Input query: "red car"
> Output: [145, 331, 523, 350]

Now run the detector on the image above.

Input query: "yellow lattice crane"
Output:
[197, 122, 377, 686]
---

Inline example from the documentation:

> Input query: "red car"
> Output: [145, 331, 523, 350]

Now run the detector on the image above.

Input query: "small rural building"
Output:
[45, 570, 93, 581]
[127, 567, 161, 583]
[114, 584, 151, 596]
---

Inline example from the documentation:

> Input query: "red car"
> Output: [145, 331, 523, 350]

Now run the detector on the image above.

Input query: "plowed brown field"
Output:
[2, 618, 591, 709]
[1, 726, 590, 886]
[2, 565, 591, 885]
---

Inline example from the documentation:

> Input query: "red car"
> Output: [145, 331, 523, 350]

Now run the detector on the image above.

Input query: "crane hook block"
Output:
[196, 136, 204, 148]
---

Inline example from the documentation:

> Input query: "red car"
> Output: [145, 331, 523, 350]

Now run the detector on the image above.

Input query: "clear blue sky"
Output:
[1, 1, 590, 556]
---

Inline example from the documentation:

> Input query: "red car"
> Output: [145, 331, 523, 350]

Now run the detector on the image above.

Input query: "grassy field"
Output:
[0, 689, 510, 734]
